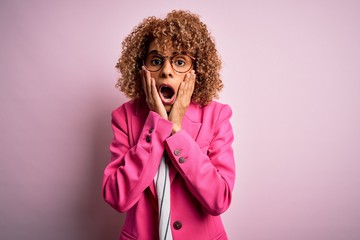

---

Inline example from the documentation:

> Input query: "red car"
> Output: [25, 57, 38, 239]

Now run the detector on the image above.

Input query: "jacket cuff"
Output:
[138, 111, 173, 153]
[165, 130, 197, 175]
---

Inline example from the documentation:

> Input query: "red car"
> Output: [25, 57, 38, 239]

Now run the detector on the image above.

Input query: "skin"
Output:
[141, 41, 196, 134]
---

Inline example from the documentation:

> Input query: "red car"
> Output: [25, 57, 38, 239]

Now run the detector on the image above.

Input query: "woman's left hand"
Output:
[169, 70, 196, 134]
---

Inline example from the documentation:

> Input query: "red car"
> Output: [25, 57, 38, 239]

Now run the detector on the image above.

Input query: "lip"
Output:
[158, 84, 176, 105]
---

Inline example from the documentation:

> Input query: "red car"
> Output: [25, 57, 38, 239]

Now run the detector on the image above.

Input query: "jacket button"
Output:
[149, 128, 154, 133]
[179, 157, 185, 163]
[146, 136, 151, 142]
[173, 221, 182, 230]
[174, 149, 181, 156]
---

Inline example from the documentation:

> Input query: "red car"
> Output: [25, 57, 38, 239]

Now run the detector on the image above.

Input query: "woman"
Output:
[103, 10, 235, 240]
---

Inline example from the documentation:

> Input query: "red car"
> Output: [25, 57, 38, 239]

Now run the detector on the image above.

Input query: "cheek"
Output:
[150, 72, 159, 81]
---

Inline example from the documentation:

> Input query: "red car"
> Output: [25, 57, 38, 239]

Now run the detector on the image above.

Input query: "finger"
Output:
[141, 68, 148, 98]
[143, 71, 153, 104]
[151, 77, 164, 109]
[183, 71, 191, 82]
[184, 72, 191, 90]
[189, 71, 196, 93]
[183, 72, 195, 95]
[182, 73, 195, 103]
[150, 77, 168, 118]
[180, 72, 191, 93]
[177, 80, 186, 98]
[150, 77, 159, 99]
[143, 67, 153, 100]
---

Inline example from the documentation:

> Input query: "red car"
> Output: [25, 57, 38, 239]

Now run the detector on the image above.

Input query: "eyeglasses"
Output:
[143, 52, 195, 73]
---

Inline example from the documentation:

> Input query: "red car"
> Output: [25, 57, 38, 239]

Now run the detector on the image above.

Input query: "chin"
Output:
[165, 105, 172, 113]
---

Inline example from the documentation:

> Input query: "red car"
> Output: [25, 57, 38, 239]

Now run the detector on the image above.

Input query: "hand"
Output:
[141, 66, 168, 119]
[168, 70, 196, 134]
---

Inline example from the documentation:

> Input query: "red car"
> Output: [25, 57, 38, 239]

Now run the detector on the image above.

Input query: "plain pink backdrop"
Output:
[1, 0, 359, 239]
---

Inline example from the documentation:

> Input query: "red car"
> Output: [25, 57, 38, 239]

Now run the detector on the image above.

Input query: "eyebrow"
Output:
[148, 50, 182, 56]
[148, 50, 160, 54]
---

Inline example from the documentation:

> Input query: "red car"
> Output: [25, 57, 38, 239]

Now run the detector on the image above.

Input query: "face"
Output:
[145, 41, 194, 112]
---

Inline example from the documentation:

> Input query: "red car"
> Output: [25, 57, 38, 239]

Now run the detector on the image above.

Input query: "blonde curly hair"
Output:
[115, 10, 223, 106]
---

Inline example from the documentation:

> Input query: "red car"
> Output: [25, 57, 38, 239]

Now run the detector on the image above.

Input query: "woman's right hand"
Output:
[141, 66, 168, 119]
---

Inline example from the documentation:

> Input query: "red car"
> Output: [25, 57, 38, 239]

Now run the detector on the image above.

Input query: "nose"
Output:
[160, 59, 173, 78]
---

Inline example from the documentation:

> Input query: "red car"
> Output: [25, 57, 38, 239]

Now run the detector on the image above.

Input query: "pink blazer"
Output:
[103, 99, 235, 240]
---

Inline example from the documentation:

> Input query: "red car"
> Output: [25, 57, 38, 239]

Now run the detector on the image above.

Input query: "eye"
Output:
[172, 54, 192, 69]
[173, 56, 188, 67]
[174, 59, 186, 67]
[150, 57, 163, 66]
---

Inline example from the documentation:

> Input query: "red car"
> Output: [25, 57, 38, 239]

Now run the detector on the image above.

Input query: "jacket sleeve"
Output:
[102, 107, 173, 212]
[164, 104, 235, 216]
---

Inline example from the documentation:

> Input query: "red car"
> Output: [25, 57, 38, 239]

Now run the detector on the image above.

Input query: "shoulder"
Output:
[203, 101, 232, 114]
[111, 99, 138, 120]
[200, 101, 233, 122]
[186, 100, 232, 126]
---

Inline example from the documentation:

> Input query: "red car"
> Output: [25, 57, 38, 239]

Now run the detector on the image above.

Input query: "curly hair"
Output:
[115, 10, 223, 106]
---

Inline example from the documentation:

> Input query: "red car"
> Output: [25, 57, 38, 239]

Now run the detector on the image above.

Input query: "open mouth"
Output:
[159, 84, 175, 104]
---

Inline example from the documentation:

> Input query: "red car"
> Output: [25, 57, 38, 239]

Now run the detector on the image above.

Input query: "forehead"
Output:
[148, 40, 182, 55]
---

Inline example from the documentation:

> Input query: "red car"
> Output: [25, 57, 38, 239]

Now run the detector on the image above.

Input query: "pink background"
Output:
[1, 0, 360, 239]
